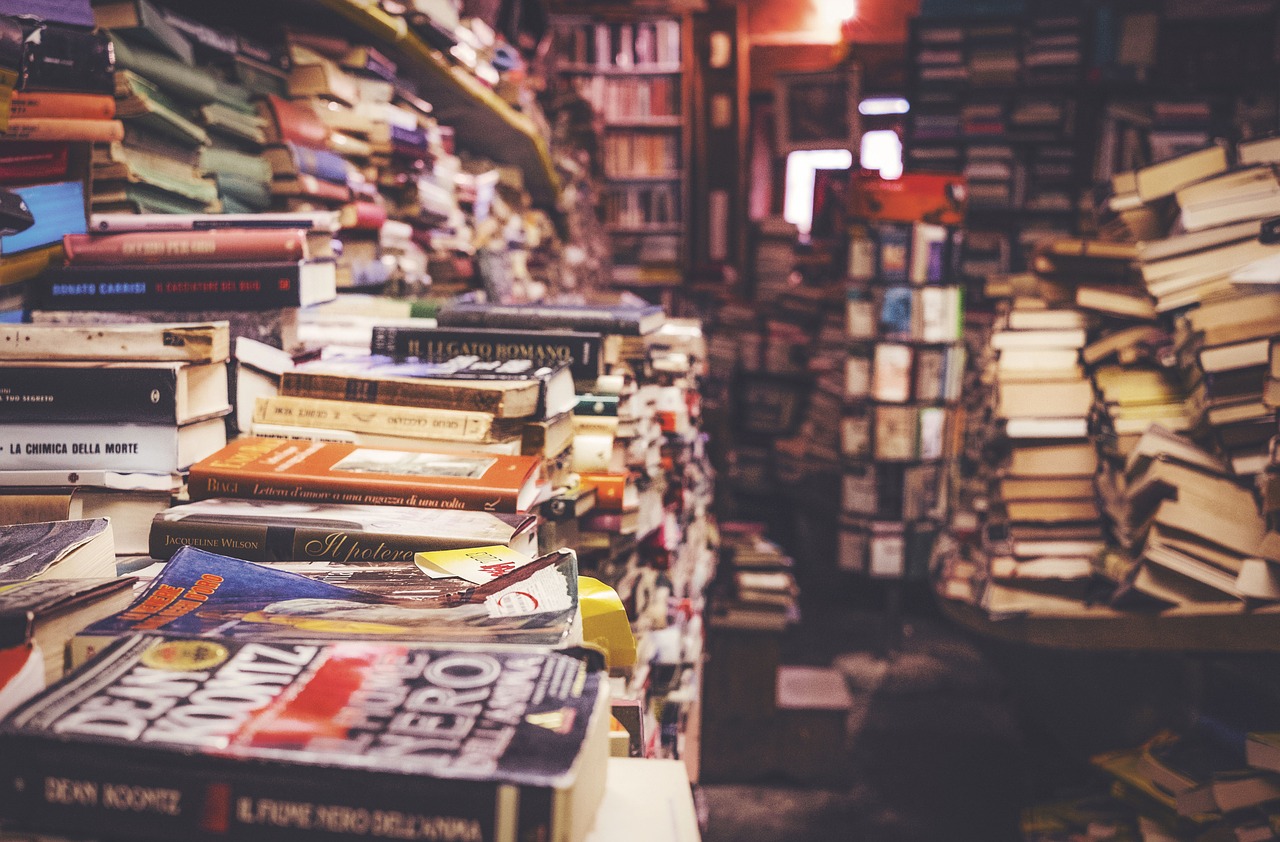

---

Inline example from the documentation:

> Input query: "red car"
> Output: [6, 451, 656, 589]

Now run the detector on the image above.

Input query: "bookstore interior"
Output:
[12, 0, 1280, 839]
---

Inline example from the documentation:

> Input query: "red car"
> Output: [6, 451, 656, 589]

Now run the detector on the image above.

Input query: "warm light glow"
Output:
[784, 149, 853, 235]
[859, 97, 910, 116]
[861, 130, 903, 179]
[815, 0, 858, 30]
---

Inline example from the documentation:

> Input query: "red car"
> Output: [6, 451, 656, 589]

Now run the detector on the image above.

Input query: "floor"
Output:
[699, 600, 1029, 842]
[696, 580, 1208, 842]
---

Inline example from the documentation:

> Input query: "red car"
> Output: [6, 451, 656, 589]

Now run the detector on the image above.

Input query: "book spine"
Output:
[0, 423, 188, 472]
[0, 366, 181, 422]
[0, 119, 124, 142]
[370, 327, 603, 382]
[440, 308, 642, 336]
[35, 264, 307, 311]
[294, 144, 349, 184]
[279, 372, 506, 415]
[9, 93, 115, 119]
[0, 141, 71, 184]
[63, 230, 307, 265]
[252, 396, 499, 442]
[186, 467, 520, 512]
[148, 519, 491, 563]
[0, 737, 521, 842]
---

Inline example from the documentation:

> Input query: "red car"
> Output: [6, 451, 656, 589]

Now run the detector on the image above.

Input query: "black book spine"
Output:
[148, 520, 470, 564]
[2, 738, 522, 842]
[19, 25, 114, 95]
[34, 264, 308, 311]
[371, 326, 603, 381]
[0, 366, 179, 423]
[438, 307, 643, 336]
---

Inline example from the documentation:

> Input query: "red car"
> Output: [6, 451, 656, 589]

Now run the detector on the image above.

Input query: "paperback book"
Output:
[149, 498, 539, 562]
[0, 634, 609, 842]
[71, 546, 580, 665]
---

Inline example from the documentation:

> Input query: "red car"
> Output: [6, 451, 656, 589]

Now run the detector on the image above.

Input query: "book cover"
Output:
[282, 356, 572, 419]
[73, 546, 579, 658]
[437, 300, 665, 336]
[149, 498, 538, 563]
[18, 24, 114, 95]
[1, 634, 608, 842]
[33, 260, 337, 311]
[0, 361, 229, 424]
[876, 225, 911, 284]
[187, 437, 543, 514]
[0, 417, 227, 473]
[371, 325, 607, 383]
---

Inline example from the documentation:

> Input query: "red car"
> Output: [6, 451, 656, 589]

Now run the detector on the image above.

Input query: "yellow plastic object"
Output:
[579, 576, 637, 670]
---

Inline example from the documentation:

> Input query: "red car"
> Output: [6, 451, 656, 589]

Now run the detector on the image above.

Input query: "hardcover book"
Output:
[0, 634, 609, 842]
[0, 577, 136, 682]
[371, 325, 610, 382]
[63, 229, 318, 265]
[437, 300, 665, 336]
[187, 437, 543, 514]
[149, 498, 538, 563]
[0, 360, 229, 424]
[71, 546, 580, 661]
[0, 417, 228, 473]
[282, 356, 576, 419]
[251, 395, 528, 445]
[33, 259, 338, 311]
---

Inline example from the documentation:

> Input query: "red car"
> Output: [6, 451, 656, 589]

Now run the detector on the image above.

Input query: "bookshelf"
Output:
[550, 11, 692, 289]
[904, 11, 1090, 287]
[309, 0, 562, 210]
[838, 214, 966, 582]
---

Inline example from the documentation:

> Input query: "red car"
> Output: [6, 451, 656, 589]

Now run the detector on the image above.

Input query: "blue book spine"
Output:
[291, 142, 350, 185]
[876, 224, 911, 284]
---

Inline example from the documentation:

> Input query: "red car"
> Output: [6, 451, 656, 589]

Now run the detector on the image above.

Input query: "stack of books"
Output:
[0, 320, 232, 554]
[0, 13, 118, 315]
[30, 210, 339, 351]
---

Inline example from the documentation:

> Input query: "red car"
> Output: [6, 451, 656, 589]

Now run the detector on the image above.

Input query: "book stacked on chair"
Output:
[0, 320, 232, 554]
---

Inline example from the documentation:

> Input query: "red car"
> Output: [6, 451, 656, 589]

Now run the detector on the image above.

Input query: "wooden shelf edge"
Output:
[315, 0, 562, 210]
[938, 594, 1280, 653]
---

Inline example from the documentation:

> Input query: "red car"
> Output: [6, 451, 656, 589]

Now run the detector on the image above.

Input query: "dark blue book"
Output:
[70, 545, 579, 666]
[875, 223, 911, 284]
[1, 181, 85, 256]
[879, 286, 914, 338]
[268, 141, 350, 185]
[438, 300, 665, 336]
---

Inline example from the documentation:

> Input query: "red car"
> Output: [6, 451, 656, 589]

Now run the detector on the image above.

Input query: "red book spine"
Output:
[265, 94, 329, 148]
[341, 200, 388, 231]
[63, 229, 310, 265]
[0, 142, 70, 185]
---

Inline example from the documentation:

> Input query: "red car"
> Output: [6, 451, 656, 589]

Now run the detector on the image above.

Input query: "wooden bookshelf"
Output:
[939, 597, 1280, 654]
[313, 0, 562, 209]
[550, 10, 693, 289]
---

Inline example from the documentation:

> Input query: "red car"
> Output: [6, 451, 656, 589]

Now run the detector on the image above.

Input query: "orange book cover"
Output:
[9, 93, 115, 120]
[0, 118, 124, 143]
[188, 437, 543, 514]
[579, 472, 633, 512]
[848, 171, 967, 225]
